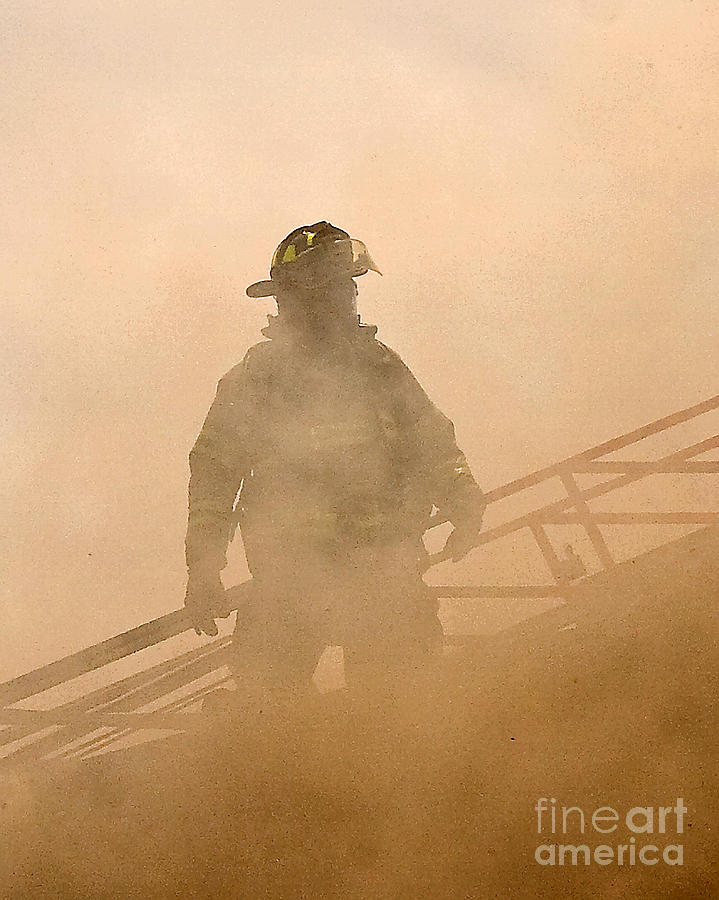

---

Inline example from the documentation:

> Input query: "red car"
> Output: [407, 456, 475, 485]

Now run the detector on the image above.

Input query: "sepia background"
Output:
[2, 0, 718, 679]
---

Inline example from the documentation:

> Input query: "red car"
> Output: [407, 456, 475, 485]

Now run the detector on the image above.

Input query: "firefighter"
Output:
[184, 222, 485, 696]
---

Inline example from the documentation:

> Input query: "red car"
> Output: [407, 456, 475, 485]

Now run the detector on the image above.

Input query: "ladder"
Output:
[2, 393, 718, 765]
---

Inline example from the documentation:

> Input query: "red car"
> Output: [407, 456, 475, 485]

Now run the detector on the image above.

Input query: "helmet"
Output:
[246, 221, 381, 298]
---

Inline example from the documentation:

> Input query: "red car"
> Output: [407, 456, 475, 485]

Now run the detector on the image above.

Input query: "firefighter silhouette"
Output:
[184, 222, 486, 695]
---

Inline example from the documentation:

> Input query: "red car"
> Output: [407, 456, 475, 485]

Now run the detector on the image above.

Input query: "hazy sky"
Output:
[2, 0, 718, 677]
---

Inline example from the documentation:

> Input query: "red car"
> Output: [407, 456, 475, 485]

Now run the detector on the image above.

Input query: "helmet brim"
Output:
[245, 247, 381, 299]
[246, 279, 277, 298]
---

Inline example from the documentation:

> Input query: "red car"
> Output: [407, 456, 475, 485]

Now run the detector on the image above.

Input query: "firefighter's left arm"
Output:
[378, 343, 487, 556]
[418, 416, 487, 561]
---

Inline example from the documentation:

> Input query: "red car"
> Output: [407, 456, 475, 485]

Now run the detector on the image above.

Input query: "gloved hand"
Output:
[441, 523, 482, 562]
[442, 498, 486, 562]
[438, 486, 486, 563]
[184, 570, 226, 637]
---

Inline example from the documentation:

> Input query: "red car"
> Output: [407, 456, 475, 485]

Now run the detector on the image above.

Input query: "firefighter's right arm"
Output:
[185, 367, 249, 634]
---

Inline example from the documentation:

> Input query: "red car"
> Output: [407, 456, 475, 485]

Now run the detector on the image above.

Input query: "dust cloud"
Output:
[2, 2, 719, 896]
[3, 526, 718, 897]
[3, 0, 718, 676]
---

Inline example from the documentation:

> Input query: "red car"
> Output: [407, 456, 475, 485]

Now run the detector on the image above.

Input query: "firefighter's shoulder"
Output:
[219, 340, 276, 383]
[366, 337, 415, 378]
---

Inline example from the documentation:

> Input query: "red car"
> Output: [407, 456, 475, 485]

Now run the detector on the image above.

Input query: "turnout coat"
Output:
[186, 318, 485, 581]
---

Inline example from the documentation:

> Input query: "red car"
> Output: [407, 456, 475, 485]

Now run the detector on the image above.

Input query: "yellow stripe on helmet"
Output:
[282, 243, 297, 263]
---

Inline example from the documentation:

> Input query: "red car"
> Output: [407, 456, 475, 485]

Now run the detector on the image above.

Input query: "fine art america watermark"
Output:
[533, 797, 687, 867]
